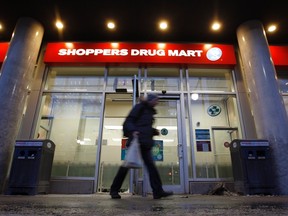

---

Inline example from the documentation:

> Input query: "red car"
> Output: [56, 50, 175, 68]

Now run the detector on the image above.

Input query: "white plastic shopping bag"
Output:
[123, 136, 142, 169]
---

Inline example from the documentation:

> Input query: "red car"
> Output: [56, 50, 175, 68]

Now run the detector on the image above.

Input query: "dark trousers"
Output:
[110, 146, 163, 195]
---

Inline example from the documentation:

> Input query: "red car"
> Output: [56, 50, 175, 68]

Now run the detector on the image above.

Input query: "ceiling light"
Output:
[107, 22, 115, 29]
[159, 21, 168, 30]
[204, 44, 212, 49]
[111, 43, 119, 48]
[211, 22, 221, 31]
[55, 21, 64, 29]
[65, 43, 74, 48]
[0, 24, 2, 30]
[104, 125, 123, 130]
[267, 25, 277, 32]
[191, 93, 199, 100]
[158, 43, 166, 49]
[112, 138, 122, 142]
[161, 139, 174, 143]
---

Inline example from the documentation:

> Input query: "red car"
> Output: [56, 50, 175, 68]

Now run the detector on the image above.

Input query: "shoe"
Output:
[110, 192, 121, 199]
[153, 191, 173, 199]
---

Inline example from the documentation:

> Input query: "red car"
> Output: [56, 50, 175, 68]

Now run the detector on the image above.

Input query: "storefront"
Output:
[27, 42, 242, 194]
[1, 41, 288, 195]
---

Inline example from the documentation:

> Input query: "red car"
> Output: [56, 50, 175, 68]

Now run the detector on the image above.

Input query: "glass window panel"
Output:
[277, 70, 288, 116]
[188, 68, 235, 92]
[146, 67, 180, 91]
[189, 94, 241, 179]
[283, 97, 288, 115]
[35, 93, 102, 177]
[277, 70, 288, 93]
[45, 67, 105, 91]
[106, 67, 139, 92]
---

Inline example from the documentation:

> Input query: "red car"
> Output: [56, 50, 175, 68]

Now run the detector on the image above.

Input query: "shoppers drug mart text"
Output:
[58, 48, 204, 57]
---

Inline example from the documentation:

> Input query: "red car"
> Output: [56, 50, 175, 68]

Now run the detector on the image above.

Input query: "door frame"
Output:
[141, 94, 188, 195]
[211, 126, 238, 179]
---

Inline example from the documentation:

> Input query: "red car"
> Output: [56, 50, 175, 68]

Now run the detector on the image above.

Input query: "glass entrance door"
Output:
[99, 93, 186, 195]
[142, 96, 185, 194]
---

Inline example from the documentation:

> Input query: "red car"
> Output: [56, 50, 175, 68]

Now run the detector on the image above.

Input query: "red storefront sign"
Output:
[2, 42, 288, 68]
[0, 42, 9, 63]
[43, 42, 236, 67]
[269, 46, 288, 67]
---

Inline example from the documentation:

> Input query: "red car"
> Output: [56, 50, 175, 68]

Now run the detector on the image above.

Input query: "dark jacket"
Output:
[123, 101, 158, 150]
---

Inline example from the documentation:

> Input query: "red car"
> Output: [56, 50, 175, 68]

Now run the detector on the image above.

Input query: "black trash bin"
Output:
[6, 139, 55, 195]
[229, 139, 276, 195]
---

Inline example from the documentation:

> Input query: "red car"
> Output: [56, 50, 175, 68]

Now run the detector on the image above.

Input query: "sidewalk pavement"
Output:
[1, 193, 288, 216]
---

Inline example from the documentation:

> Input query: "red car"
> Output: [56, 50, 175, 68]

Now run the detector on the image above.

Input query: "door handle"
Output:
[177, 143, 183, 158]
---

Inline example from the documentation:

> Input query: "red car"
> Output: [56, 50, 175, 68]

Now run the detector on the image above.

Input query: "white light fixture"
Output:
[104, 125, 123, 130]
[162, 139, 174, 142]
[65, 43, 74, 48]
[55, 21, 64, 29]
[76, 138, 93, 145]
[107, 22, 115, 29]
[159, 21, 168, 30]
[111, 43, 119, 48]
[191, 93, 199, 100]
[112, 138, 122, 142]
[158, 43, 166, 49]
[211, 22, 221, 31]
[267, 25, 277, 32]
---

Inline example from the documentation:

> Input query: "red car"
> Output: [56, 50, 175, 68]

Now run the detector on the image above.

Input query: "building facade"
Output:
[1, 18, 288, 195]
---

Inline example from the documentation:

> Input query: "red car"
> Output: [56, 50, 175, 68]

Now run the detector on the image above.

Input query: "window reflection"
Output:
[190, 94, 241, 179]
[36, 93, 102, 177]
[45, 67, 105, 91]
[188, 68, 234, 92]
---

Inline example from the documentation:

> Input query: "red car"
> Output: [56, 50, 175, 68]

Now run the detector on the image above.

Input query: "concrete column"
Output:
[0, 17, 44, 193]
[237, 20, 288, 195]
